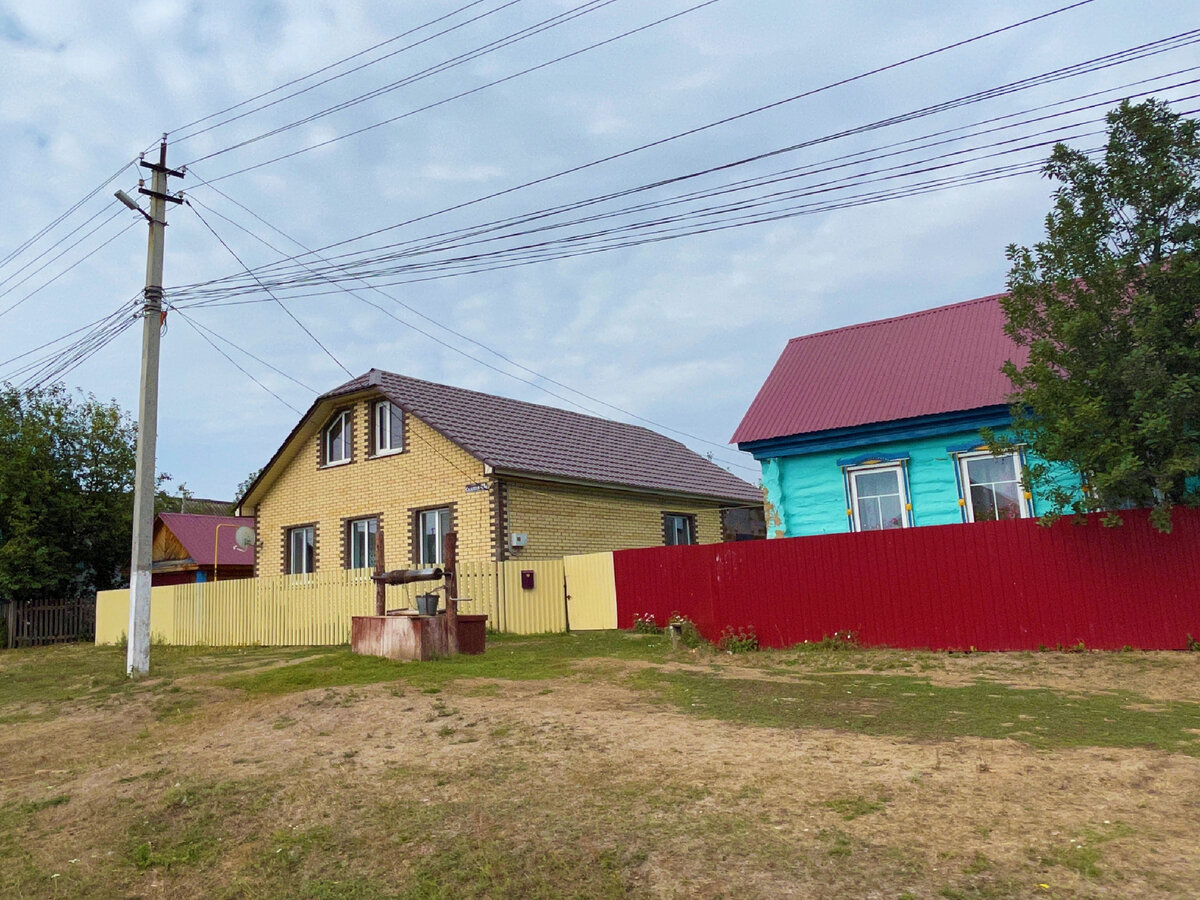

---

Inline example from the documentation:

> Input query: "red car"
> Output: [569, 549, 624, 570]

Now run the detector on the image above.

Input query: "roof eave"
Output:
[491, 467, 762, 507]
[737, 405, 1013, 459]
[236, 381, 491, 514]
[237, 386, 378, 513]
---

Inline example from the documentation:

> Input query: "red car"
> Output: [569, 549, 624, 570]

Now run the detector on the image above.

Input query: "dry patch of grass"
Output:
[0, 635, 1197, 898]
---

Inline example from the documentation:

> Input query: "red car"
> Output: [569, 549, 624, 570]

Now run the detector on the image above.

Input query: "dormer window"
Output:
[373, 400, 403, 456]
[324, 410, 352, 465]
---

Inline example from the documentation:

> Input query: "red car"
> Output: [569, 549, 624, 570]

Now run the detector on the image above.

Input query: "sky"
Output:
[1, 0, 1197, 500]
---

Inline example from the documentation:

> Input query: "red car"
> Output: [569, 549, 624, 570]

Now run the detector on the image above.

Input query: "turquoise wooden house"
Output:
[732, 293, 1076, 538]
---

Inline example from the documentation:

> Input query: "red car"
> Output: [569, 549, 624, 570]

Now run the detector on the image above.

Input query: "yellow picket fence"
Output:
[94, 557, 574, 647]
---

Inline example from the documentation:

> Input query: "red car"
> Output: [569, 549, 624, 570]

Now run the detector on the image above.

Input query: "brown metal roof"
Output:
[324, 370, 762, 504]
[731, 293, 1028, 444]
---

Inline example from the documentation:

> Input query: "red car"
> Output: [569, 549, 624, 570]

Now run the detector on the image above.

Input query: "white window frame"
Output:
[663, 513, 694, 546]
[288, 525, 315, 574]
[957, 450, 1031, 523]
[347, 517, 377, 570]
[373, 400, 404, 456]
[324, 410, 352, 467]
[418, 507, 451, 566]
[847, 462, 910, 532]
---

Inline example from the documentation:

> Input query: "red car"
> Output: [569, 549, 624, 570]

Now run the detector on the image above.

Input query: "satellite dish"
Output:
[234, 526, 256, 550]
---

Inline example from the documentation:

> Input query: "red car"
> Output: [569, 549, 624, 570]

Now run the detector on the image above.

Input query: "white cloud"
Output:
[1, 0, 1194, 495]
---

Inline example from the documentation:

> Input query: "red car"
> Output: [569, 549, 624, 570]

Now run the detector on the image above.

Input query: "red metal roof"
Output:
[157, 513, 256, 566]
[731, 293, 1028, 444]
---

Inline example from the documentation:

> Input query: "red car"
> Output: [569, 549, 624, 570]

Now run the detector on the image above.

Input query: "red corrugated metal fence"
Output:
[613, 509, 1200, 650]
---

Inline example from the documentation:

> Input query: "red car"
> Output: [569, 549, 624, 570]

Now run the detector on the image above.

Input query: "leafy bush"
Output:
[814, 630, 860, 650]
[716, 625, 759, 654]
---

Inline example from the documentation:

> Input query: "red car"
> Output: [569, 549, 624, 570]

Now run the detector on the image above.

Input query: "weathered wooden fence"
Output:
[95, 558, 569, 646]
[3, 599, 96, 648]
[612, 509, 1200, 651]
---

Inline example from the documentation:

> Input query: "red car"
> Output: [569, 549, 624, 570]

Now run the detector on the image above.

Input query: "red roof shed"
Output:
[152, 513, 255, 585]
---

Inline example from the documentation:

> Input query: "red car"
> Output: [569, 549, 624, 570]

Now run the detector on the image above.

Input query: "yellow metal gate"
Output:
[563, 551, 617, 630]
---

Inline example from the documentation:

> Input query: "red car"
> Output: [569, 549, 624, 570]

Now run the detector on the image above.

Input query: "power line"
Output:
[182, 0, 623, 162]
[171, 0, 507, 140]
[182, 188, 761, 473]
[186, 0, 722, 178]
[172, 308, 305, 415]
[194, 0, 1098, 263]
[5, 300, 142, 389]
[0, 215, 140, 321]
[0, 296, 140, 377]
[176, 26, 1200, 296]
[167, 90, 1192, 305]
[0, 158, 138, 274]
[174, 310, 319, 394]
[185, 199, 354, 378]
[175, 300, 488, 483]
[169, 139, 1106, 303]
[0, 195, 131, 295]
[170, 63, 1200, 307]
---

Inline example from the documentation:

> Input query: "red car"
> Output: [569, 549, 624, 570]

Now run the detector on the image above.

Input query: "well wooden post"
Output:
[374, 527, 386, 616]
[443, 531, 459, 655]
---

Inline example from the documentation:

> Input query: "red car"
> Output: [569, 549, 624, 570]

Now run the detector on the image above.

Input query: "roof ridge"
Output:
[369, 369, 693, 448]
[256, 369, 759, 506]
[159, 512, 250, 521]
[785, 292, 1007, 346]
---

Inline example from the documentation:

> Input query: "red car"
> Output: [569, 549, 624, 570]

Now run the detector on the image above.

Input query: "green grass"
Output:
[824, 794, 890, 820]
[631, 668, 1200, 755]
[126, 777, 278, 872]
[4, 635, 1198, 899]
[1037, 822, 1135, 880]
[4, 636, 1198, 762]
[0, 642, 318, 719]
[222, 631, 669, 695]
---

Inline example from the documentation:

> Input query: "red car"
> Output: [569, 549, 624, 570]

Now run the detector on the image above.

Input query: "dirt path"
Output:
[2, 656, 1195, 898]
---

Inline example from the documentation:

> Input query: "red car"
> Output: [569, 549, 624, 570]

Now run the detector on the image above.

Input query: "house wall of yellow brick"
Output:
[252, 395, 496, 572]
[501, 479, 725, 560]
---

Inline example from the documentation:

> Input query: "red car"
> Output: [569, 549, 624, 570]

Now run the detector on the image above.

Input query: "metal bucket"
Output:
[416, 594, 440, 616]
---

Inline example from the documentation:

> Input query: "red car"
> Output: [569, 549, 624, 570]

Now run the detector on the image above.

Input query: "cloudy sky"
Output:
[2, 0, 1197, 499]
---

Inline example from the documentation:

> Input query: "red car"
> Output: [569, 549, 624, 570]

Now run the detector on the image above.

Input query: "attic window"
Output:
[324, 410, 352, 466]
[373, 401, 403, 456]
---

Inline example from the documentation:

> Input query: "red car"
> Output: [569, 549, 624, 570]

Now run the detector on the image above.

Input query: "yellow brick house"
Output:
[237, 370, 763, 573]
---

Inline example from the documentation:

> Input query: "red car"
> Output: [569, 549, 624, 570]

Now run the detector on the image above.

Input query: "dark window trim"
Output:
[409, 503, 457, 565]
[320, 406, 355, 468]
[283, 522, 319, 574]
[340, 513, 383, 569]
[662, 512, 698, 546]
[368, 400, 408, 459]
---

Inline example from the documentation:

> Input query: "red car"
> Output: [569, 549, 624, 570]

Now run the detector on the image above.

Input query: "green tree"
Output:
[999, 99, 1200, 532]
[0, 384, 139, 602]
[235, 468, 263, 503]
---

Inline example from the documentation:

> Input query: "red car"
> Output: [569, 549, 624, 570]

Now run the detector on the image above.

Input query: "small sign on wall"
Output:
[521, 570, 535, 590]
[465, 482, 488, 493]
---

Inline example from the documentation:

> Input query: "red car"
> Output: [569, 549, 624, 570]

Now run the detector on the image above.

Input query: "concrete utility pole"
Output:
[126, 136, 184, 677]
